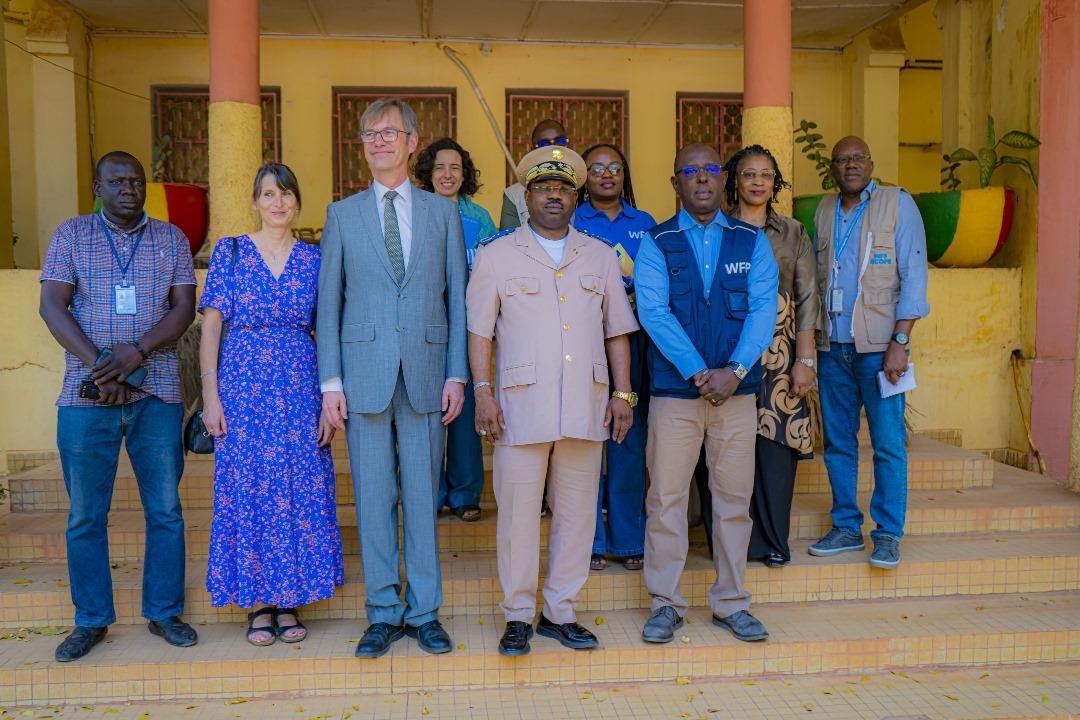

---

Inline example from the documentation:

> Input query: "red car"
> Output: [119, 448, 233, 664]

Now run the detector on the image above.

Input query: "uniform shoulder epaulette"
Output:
[478, 227, 515, 246]
[576, 228, 612, 246]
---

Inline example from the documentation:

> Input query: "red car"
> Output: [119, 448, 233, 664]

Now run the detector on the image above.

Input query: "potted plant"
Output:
[918, 116, 1038, 266]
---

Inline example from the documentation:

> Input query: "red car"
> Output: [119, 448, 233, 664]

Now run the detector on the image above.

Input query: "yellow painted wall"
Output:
[4, 10, 40, 270]
[0, 266, 1023, 458]
[87, 37, 845, 234]
[898, 1, 943, 194]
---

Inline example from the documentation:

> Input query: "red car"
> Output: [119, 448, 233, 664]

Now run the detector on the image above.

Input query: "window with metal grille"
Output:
[676, 93, 744, 163]
[505, 91, 627, 184]
[150, 86, 281, 187]
[331, 88, 456, 200]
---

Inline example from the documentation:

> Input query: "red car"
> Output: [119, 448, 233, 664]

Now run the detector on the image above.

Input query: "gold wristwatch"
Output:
[612, 390, 639, 408]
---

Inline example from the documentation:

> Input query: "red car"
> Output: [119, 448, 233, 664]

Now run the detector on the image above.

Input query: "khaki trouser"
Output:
[644, 393, 756, 617]
[493, 438, 603, 623]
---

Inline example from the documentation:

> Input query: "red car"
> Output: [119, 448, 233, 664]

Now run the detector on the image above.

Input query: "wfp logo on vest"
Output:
[627, 230, 648, 240]
[724, 261, 752, 275]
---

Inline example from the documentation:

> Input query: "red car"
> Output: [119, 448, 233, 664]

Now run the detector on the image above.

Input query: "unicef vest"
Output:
[646, 215, 762, 399]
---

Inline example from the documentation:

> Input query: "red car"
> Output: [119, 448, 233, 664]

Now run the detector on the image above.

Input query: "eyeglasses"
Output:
[529, 183, 577, 196]
[588, 162, 624, 177]
[534, 136, 569, 148]
[738, 169, 776, 182]
[831, 153, 871, 166]
[360, 127, 410, 143]
[677, 163, 722, 177]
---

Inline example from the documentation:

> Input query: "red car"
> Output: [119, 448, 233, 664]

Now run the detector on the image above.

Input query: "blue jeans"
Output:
[817, 343, 907, 540]
[57, 396, 186, 627]
[439, 382, 484, 509]
[593, 332, 647, 557]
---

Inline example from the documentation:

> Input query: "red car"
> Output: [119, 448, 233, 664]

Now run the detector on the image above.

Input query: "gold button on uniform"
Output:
[559, 295, 566, 302]
[562, 323, 569, 331]
[564, 354, 572, 362]
[555, 271, 562, 278]
[518, 285, 526, 291]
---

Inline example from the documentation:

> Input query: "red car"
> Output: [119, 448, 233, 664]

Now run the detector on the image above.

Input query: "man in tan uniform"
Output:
[466, 145, 639, 657]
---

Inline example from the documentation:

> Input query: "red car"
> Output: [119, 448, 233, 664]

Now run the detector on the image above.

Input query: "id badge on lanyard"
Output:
[827, 198, 867, 315]
[114, 283, 137, 315]
[100, 215, 146, 316]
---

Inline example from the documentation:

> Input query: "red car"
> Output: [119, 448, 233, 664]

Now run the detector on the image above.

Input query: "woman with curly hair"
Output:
[723, 144, 820, 568]
[414, 137, 496, 522]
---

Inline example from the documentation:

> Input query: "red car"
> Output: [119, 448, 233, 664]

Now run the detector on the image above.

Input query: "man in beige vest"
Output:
[808, 136, 930, 569]
[467, 145, 639, 656]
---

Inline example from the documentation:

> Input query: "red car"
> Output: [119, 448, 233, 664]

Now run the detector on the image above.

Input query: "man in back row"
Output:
[500, 119, 570, 230]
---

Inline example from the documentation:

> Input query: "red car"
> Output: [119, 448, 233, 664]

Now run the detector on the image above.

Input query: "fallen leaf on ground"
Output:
[803, 703, 812, 712]
[1034, 679, 1045, 685]
[11, 579, 31, 585]
[944, 695, 958, 701]
[978, 674, 989, 680]
[680, 636, 690, 644]
[477, 617, 484, 625]
[742, 680, 755, 686]
[420, 709, 429, 716]
[676, 676, 691, 685]
[456, 644, 464, 650]
[595, 616, 604, 625]
[1041, 695, 1048, 702]
[224, 698, 248, 706]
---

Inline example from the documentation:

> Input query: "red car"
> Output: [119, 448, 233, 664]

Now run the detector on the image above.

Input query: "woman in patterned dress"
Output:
[199, 163, 343, 645]
[723, 145, 821, 568]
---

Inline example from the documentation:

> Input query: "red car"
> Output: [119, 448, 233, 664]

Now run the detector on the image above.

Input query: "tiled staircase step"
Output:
[2, 592, 1076, 705]
[3, 470, 1074, 561]
[10, 663, 1079, 720]
[6, 437, 994, 512]
[1, 532, 1076, 627]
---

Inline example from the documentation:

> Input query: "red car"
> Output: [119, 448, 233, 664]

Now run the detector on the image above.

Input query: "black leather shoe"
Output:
[55, 626, 108, 662]
[148, 617, 198, 647]
[536, 615, 598, 650]
[405, 619, 452, 654]
[763, 552, 788, 568]
[355, 622, 405, 658]
[712, 610, 769, 642]
[498, 621, 534, 657]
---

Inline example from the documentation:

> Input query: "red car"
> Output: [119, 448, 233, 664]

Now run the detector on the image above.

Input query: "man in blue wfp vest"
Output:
[635, 143, 778, 643]
[807, 136, 929, 570]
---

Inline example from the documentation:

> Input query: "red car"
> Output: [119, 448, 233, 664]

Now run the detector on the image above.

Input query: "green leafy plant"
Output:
[151, 134, 172, 183]
[940, 116, 1039, 190]
[794, 120, 836, 191]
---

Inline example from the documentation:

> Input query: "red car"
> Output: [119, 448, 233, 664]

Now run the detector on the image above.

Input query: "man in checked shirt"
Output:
[39, 151, 198, 662]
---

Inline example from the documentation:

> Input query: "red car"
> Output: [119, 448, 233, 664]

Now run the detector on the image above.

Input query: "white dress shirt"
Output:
[372, 177, 414, 269]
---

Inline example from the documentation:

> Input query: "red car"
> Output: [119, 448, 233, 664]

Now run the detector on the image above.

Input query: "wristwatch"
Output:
[891, 332, 910, 346]
[726, 361, 749, 380]
[612, 390, 639, 408]
[796, 357, 816, 369]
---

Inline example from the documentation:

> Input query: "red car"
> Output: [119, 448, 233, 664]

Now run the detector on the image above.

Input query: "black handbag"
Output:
[184, 408, 215, 454]
[184, 237, 238, 455]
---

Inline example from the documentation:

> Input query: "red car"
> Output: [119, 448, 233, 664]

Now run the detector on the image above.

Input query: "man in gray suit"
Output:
[317, 97, 468, 658]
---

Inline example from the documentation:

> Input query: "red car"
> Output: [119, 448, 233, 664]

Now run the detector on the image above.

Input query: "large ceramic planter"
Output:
[912, 186, 1014, 267]
[94, 183, 209, 257]
[791, 187, 1014, 268]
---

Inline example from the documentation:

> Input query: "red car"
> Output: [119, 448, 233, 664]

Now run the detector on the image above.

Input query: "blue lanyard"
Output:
[833, 196, 869, 264]
[98, 214, 147, 282]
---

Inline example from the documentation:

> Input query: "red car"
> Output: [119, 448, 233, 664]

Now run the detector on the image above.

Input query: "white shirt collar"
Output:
[372, 177, 413, 206]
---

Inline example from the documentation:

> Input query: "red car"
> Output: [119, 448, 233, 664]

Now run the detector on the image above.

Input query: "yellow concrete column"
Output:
[845, 24, 905, 184]
[26, 0, 90, 266]
[207, 0, 261, 250]
[742, 0, 793, 215]
[0, 1, 14, 269]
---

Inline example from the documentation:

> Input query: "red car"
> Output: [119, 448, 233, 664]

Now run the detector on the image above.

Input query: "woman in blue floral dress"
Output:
[198, 163, 343, 646]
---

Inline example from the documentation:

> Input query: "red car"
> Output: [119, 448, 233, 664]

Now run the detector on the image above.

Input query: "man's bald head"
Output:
[829, 136, 874, 197]
[673, 142, 721, 174]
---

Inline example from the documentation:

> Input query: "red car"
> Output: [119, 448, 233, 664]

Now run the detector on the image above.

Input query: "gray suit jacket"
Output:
[316, 185, 469, 415]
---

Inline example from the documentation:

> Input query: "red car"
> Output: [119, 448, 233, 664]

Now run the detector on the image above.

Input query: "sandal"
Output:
[451, 505, 481, 523]
[590, 553, 606, 571]
[246, 606, 277, 646]
[623, 555, 644, 571]
[274, 607, 307, 643]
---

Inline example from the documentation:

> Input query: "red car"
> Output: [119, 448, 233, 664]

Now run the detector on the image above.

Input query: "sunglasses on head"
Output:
[677, 163, 723, 177]
[535, 136, 569, 148]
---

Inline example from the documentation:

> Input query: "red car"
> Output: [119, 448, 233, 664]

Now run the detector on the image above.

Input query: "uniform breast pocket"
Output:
[725, 290, 750, 320]
[579, 274, 605, 296]
[668, 266, 692, 295]
[504, 276, 540, 297]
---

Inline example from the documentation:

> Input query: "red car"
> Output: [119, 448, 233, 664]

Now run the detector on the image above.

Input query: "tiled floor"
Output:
[4, 664, 1078, 719]
[1, 592, 1077, 704]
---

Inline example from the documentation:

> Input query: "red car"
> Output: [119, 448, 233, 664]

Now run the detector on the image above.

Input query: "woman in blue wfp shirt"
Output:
[573, 143, 656, 572]
[414, 137, 497, 522]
